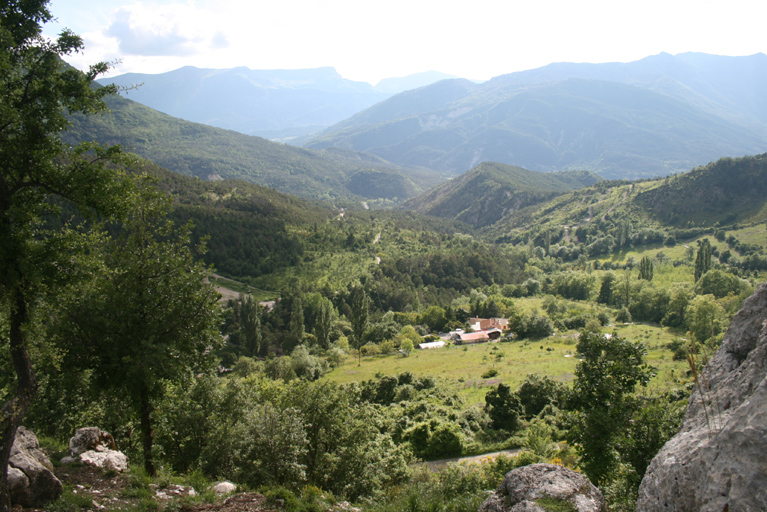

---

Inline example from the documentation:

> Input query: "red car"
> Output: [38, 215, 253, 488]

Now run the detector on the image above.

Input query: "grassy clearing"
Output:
[324, 324, 688, 405]
[728, 223, 767, 248]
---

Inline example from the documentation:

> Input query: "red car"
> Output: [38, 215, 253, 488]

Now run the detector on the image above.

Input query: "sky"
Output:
[44, 0, 767, 86]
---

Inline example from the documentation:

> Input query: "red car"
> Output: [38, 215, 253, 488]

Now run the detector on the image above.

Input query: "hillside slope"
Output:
[306, 53, 767, 179]
[488, 153, 767, 241]
[64, 93, 444, 202]
[403, 162, 602, 228]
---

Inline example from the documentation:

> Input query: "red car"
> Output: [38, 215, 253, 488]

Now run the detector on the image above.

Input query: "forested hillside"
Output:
[63, 92, 444, 202]
[403, 162, 602, 228]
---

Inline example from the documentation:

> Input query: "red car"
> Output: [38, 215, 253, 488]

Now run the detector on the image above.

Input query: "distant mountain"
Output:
[305, 53, 767, 179]
[97, 67, 459, 141]
[403, 162, 602, 228]
[375, 71, 460, 94]
[64, 92, 444, 202]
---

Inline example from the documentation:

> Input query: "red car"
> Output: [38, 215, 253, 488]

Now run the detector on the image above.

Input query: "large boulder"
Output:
[8, 426, 63, 508]
[478, 463, 606, 512]
[68, 426, 118, 456]
[636, 282, 767, 511]
[63, 427, 128, 472]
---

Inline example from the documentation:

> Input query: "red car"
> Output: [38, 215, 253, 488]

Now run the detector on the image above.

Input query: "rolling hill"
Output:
[63, 92, 444, 202]
[403, 162, 603, 228]
[486, 153, 767, 242]
[305, 53, 767, 179]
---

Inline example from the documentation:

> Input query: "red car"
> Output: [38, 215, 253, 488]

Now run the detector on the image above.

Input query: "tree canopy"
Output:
[0, 1, 130, 507]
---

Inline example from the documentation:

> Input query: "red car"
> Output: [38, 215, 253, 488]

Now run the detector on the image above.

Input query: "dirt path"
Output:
[421, 448, 521, 471]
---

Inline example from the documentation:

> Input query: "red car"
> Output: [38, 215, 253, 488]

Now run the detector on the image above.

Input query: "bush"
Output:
[516, 375, 565, 418]
[615, 306, 632, 323]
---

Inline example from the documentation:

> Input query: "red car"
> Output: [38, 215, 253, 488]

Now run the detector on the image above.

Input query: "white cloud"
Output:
[104, 2, 230, 57]
[47, 0, 767, 84]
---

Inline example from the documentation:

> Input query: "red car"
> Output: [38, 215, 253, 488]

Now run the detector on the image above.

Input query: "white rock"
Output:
[213, 481, 237, 494]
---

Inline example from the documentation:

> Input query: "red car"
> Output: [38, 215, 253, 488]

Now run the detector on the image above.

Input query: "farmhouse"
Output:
[469, 317, 509, 331]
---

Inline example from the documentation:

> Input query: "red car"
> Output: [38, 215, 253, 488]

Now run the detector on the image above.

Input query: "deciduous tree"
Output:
[0, 2, 130, 507]
[567, 331, 655, 484]
[350, 286, 369, 366]
[61, 177, 222, 476]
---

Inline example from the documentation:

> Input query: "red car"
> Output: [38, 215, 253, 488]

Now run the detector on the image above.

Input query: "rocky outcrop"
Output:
[8, 426, 63, 508]
[479, 463, 605, 512]
[636, 282, 767, 512]
[61, 427, 128, 472]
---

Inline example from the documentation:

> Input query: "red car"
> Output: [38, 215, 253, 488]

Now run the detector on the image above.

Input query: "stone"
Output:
[67, 427, 129, 472]
[79, 449, 129, 472]
[8, 426, 63, 508]
[213, 481, 237, 494]
[478, 463, 606, 512]
[636, 282, 767, 512]
[68, 427, 118, 457]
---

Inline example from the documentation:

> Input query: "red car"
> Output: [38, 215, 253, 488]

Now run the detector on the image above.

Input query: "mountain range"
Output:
[306, 53, 767, 179]
[98, 67, 457, 141]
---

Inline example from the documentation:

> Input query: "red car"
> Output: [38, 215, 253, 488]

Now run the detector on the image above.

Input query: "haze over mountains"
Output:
[306, 53, 767, 179]
[65, 92, 444, 202]
[86, 51, 767, 212]
[99, 67, 457, 141]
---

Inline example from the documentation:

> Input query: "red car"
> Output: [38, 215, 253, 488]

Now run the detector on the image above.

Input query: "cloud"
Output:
[104, 3, 229, 57]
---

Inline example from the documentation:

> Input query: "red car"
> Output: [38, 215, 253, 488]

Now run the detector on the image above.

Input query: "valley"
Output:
[3, 9, 767, 511]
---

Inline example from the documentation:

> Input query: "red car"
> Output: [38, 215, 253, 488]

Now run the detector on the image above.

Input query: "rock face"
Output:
[478, 463, 606, 512]
[63, 427, 129, 472]
[8, 426, 63, 508]
[636, 282, 767, 512]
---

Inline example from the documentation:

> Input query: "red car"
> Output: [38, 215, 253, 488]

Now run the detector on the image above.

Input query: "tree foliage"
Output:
[59, 177, 222, 475]
[567, 332, 655, 484]
[0, 1, 130, 507]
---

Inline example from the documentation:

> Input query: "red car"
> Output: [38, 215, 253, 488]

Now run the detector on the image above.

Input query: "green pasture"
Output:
[324, 323, 689, 405]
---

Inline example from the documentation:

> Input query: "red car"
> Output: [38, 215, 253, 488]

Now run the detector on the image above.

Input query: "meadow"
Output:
[325, 322, 689, 405]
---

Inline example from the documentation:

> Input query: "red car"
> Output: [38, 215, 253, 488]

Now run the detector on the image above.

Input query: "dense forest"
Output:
[2, 3, 767, 512]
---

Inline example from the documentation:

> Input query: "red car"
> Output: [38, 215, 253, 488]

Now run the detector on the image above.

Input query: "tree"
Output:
[638, 256, 654, 281]
[597, 273, 615, 304]
[240, 294, 262, 357]
[484, 383, 523, 432]
[0, 2, 130, 508]
[290, 295, 305, 341]
[516, 374, 565, 419]
[695, 268, 743, 299]
[313, 297, 334, 349]
[350, 286, 369, 366]
[694, 239, 713, 282]
[61, 177, 222, 476]
[685, 294, 725, 343]
[567, 331, 655, 484]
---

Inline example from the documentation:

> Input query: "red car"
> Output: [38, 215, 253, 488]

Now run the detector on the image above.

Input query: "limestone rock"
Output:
[79, 448, 129, 472]
[213, 481, 237, 494]
[636, 282, 767, 512]
[66, 427, 128, 472]
[8, 426, 63, 507]
[68, 427, 118, 457]
[478, 463, 606, 512]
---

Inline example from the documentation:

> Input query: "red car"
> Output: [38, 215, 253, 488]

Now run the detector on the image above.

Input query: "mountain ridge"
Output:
[305, 53, 767, 179]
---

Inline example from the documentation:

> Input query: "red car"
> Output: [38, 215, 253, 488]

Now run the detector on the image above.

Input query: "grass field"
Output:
[324, 323, 689, 405]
